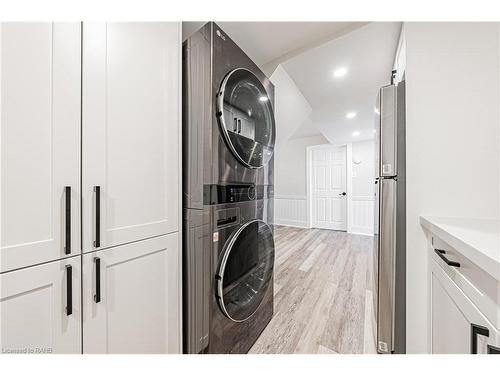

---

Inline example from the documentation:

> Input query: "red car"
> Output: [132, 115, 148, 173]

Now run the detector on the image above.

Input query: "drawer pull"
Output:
[471, 323, 489, 354]
[94, 257, 101, 303]
[434, 249, 460, 268]
[487, 345, 500, 354]
[65, 265, 73, 316]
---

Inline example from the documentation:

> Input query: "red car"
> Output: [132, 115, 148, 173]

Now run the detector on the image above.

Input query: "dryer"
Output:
[183, 21, 275, 209]
[182, 22, 276, 353]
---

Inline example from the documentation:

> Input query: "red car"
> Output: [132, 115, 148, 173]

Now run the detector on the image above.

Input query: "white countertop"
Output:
[420, 216, 500, 282]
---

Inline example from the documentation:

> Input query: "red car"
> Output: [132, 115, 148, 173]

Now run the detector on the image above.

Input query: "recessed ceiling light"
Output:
[352, 131, 360, 137]
[333, 67, 348, 78]
[259, 96, 269, 102]
[346, 112, 357, 119]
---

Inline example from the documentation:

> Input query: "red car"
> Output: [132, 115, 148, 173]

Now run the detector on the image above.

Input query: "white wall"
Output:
[274, 134, 329, 227]
[275, 137, 375, 233]
[270, 64, 312, 146]
[404, 22, 500, 353]
[271, 63, 321, 227]
[182, 22, 205, 41]
[349, 140, 375, 235]
[393, 23, 406, 83]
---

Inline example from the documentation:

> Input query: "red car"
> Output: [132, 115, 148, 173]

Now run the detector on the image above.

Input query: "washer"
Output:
[210, 194, 274, 354]
[182, 22, 276, 353]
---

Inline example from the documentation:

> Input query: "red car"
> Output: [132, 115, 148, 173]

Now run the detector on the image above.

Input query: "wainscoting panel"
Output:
[350, 196, 375, 236]
[274, 195, 308, 228]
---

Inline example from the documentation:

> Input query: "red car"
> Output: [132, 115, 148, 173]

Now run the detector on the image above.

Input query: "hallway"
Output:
[250, 226, 376, 354]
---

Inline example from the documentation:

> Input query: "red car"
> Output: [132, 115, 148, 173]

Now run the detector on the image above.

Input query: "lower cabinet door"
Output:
[431, 271, 471, 353]
[431, 258, 499, 354]
[82, 233, 181, 353]
[0, 257, 81, 354]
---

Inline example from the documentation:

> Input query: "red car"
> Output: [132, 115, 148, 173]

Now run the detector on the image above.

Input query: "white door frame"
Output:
[306, 143, 353, 231]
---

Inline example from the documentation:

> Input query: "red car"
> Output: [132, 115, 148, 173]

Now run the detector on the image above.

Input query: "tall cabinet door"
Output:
[82, 23, 180, 252]
[0, 256, 82, 354]
[0, 23, 81, 272]
[82, 233, 181, 353]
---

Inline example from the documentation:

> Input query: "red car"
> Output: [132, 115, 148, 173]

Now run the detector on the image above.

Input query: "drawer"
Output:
[431, 235, 500, 331]
[430, 257, 500, 353]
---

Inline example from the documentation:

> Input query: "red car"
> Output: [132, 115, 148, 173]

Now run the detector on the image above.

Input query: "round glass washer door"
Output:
[216, 220, 275, 322]
[216, 68, 276, 169]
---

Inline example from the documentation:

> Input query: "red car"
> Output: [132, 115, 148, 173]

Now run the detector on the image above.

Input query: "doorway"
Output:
[307, 145, 348, 231]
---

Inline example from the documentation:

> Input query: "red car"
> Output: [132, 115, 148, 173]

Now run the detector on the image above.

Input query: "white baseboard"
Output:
[349, 226, 375, 236]
[274, 219, 309, 228]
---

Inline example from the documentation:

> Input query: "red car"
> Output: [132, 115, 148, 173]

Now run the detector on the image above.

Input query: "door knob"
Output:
[339, 192, 347, 196]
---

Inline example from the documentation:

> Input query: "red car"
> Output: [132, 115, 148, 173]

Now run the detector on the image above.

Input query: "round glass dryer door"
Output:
[216, 220, 275, 322]
[216, 68, 276, 169]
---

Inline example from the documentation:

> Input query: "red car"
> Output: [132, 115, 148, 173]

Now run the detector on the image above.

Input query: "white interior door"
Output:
[82, 233, 181, 353]
[82, 22, 180, 252]
[311, 146, 347, 231]
[0, 23, 81, 272]
[0, 256, 81, 353]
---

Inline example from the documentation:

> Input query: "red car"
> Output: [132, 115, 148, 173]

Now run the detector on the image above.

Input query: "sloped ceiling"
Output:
[269, 65, 312, 146]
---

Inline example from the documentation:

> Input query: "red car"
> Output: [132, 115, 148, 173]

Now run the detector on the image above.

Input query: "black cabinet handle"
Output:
[64, 186, 71, 254]
[487, 345, 500, 354]
[237, 119, 241, 134]
[94, 257, 101, 303]
[94, 186, 100, 248]
[471, 323, 489, 354]
[434, 249, 460, 268]
[233, 118, 237, 132]
[65, 265, 72, 316]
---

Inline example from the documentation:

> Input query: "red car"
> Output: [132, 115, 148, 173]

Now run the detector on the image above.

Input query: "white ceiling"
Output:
[217, 22, 367, 67]
[282, 22, 402, 144]
[182, 22, 365, 68]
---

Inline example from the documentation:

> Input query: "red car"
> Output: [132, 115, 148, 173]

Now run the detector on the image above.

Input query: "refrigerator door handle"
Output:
[379, 85, 397, 177]
[377, 178, 397, 353]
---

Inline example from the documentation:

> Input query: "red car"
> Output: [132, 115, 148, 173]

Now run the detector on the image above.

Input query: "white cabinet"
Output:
[81, 22, 180, 253]
[430, 253, 500, 354]
[0, 256, 82, 353]
[82, 233, 181, 353]
[431, 271, 470, 353]
[1, 21, 182, 354]
[0, 23, 81, 272]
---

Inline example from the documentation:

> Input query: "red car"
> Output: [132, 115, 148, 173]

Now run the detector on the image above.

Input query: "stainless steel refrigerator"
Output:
[373, 80, 406, 354]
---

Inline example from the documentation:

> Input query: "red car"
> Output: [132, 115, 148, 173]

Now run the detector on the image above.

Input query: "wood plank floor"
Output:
[249, 226, 377, 354]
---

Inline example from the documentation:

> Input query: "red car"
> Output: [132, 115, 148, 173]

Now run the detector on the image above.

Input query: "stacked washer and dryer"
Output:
[182, 22, 277, 354]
